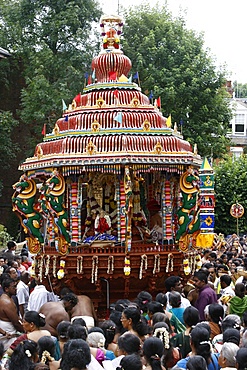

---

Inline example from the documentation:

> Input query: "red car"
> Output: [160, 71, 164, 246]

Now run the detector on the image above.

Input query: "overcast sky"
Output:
[99, 0, 247, 83]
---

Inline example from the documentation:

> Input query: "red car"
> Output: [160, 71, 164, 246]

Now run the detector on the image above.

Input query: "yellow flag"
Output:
[118, 74, 129, 82]
[166, 114, 172, 128]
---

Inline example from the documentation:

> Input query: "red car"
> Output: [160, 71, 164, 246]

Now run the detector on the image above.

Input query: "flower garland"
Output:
[91, 256, 98, 283]
[39, 255, 44, 282]
[45, 255, 50, 276]
[183, 258, 191, 275]
[77, 256, 83, 274]
[166, 253, 174, 273]
[153, 327, 170, 349]
[124, 256, 131, 276]
[30, 256, 36, 278]
[139, 254, 148, 280]
[40, 350, 55, 364]
[52, 256, 57, 278]
[57, 260, 65, 280]
[107, 256, 114, 274]
[153, 254, 160, 275]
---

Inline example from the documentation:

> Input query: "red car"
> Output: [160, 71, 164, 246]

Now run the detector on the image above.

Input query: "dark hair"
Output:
[235, 283, 245, 299]
[222, 317, 241, 332]
[68, 324, 87, 341]
[109, 310, 124, 334]
[136, 291, 152, 313]
[24, 311, 46, 328]
[209, 252, 217, 259]
[195, 322, 211, 337]
[118, 333, 141, 355]
[99, 320, 116, 349]
[216, 264, 229, 272]
[62, 293, 78, 307]
[143, 337, 164, 370]
[194, 271, 208, 283]
[203, 263, 214, 269]
[37, 336, 55, 363]
[190, 326, 211, 364]
[114, 299, 131, 312]
[223, 328, 240, 345]
[72, 318, 86, 327]
[2, 277, 15, 291]
[152, 313, 171, 328]
[119, 353, 142, 370]
[186, 355, 207, 370]
[9, 339, 37, 370]
[147, 301, 164, 315]
[220, 274, 232, 286]
[208, 303, 224, 325]
[169, 292, 181, 308]
[235, 348, 247, 370]
[60, 339, 91, 370]
[57, 321, 71, 340]
[183, 306, 200, 327]
[88, 326, 104, 335]
[123, 306, 149, 336]
[7, 241, 16, 250]
[155, 292, 167, 306]
[29, 363, 49, 370]
[164, 276, 181, 292]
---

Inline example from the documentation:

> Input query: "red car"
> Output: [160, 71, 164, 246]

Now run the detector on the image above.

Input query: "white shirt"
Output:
[17, 280, 29, 315]
[27, 285, 48, 312]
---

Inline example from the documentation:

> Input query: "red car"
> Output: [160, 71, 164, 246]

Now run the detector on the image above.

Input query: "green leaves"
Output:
[215, 155, 247, 235]
[123, 4, 232, 158]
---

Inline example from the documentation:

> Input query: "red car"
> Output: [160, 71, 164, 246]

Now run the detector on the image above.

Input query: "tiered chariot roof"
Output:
[20, 15, 201, 175]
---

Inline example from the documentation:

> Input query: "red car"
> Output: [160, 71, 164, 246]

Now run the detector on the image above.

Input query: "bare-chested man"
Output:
[39, 292, 78, 337]
[0, 278, 23, 350]
[60, 287, 97, 328]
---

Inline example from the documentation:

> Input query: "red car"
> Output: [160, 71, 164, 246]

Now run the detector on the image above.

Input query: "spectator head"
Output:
[218, 342, 238, 368]
[60, 339, 91, 370]
[220, 274, 232, 287]
[235, 348, 247, 370]
[222, 328, 240, 345]
[136, 291, 152, 313]
[169, 291, 182, 308]
[208, 303, 224, 325]
[235, 283, 246, 299]
[183, 306, 200, 328]
[186, 355, 207, 370]
[164, 276, 183, 293]
[193, 271, 208, 287]
[117, 333, 141, 356]
[119, 354, 142, 370]
[56, 321, 71, 341]
[7, 240, 17, 251]
[155, 292, 167, 307]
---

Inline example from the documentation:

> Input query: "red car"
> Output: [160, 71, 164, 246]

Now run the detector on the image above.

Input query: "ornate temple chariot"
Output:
[12, 15, 215, 308]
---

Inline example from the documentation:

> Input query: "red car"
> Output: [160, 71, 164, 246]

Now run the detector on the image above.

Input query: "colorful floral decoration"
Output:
[183, 258, 191, 275]
[124, 256, 131, 276]
[57, 259, 65, 279]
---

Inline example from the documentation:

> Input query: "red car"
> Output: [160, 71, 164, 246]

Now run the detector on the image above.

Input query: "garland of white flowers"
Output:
[52, 256, 57, 278]
[77, 256, 83, 274]
[153, 254, 160, 275]
[139, 254, 148, 280]
[45, 255, 50, 276]
[107, 256, 114, 274]
[39, 255, 44, 282]
[153, 327, 170, 349]
[91, 256, 98, 283]
[166, 253, 174, 273]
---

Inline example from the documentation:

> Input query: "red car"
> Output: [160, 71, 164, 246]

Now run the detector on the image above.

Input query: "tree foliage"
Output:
[233, 81, 247, 98]
[0, 111, 19, 195]
[0, 0, 102, 156]
[214, 155, 247, 235]
[122, 4, 232, 159]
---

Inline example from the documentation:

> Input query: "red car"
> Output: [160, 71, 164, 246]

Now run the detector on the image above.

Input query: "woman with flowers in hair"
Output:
[142, 337, 165, 370]
[174, 326, 220, 370]
[8, 339, 38, 370]
[153, 323, 180, 369]
[7, 311, 51, 355]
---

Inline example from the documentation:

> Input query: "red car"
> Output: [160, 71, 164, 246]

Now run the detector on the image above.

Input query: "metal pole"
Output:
[100, 278, 110, 318]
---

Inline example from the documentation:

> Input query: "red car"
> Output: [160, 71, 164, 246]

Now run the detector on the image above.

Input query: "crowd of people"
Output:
[0, 237, 247, 370]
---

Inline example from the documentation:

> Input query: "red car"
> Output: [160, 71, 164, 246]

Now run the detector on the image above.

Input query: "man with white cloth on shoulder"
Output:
[27, 275, 51, 312]
[0, 277, 23, 350]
